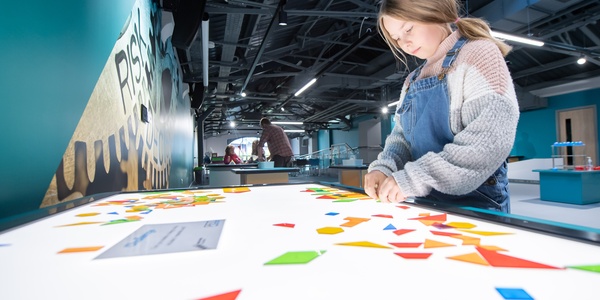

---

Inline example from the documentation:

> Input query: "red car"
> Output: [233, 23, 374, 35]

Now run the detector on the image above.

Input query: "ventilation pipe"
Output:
[202, 12, 209, 88]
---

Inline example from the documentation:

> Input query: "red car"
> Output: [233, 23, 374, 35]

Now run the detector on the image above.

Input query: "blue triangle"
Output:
[384, 224, 396, 230]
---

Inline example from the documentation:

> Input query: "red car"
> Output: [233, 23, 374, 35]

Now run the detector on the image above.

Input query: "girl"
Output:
[224, 145, 242, 165]
[364, 0, 520, 212]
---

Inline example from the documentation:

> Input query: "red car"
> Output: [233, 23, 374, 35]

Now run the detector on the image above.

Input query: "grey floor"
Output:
[194, 168, 600, 231]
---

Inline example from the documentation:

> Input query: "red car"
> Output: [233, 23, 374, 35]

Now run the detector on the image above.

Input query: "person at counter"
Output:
[258, 117, 294, 167]
[224, 145, 242, 164]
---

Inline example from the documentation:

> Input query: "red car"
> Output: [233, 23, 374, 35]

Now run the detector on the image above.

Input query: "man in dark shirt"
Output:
[257, 118, 294, 167]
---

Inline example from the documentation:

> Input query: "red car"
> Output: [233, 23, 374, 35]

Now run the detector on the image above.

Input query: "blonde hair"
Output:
[377, 0, 511, 65]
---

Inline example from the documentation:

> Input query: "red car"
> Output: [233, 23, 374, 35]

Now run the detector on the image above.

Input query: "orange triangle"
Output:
[476, 247, 562, 269]
[450, 235, 481, 246]
[447, 252, 490, 266]
[197, 290, 241, 300]
[410, 214, 447, 221]
[423, 239, 455, 248]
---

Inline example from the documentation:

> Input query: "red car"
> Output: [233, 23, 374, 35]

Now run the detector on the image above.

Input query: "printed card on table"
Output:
[95, 220, 225, 259]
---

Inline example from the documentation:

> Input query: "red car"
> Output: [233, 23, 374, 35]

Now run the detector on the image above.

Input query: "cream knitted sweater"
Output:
[368, 31, 520, 197]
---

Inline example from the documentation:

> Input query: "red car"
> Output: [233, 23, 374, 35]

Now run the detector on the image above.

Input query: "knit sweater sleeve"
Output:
[367, 79, 413, 176]
[372, 39, 520, 197]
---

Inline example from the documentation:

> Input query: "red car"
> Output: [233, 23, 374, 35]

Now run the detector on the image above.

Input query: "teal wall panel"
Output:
[513, 88, 600, 159]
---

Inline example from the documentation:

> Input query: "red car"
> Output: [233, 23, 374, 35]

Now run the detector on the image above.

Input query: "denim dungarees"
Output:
[398, 37, 510, 213]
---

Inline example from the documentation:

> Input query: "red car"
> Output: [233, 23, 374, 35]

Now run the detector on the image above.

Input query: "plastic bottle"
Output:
[586, 157, 593, 171]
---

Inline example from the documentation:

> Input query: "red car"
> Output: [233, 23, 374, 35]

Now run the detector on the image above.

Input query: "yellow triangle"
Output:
[447, 252, 490, 266]
[336, 241, 392, 249]
[457, 229, 513, 236]
[423, 239, 455, 248]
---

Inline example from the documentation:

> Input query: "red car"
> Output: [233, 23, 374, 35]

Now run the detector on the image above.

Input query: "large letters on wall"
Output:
[42, 0, 191, 207]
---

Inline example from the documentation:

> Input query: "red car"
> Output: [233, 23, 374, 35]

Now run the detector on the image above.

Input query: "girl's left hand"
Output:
[377, 176, 408, 203]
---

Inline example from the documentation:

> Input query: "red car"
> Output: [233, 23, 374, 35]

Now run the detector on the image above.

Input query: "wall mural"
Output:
[41, 0, 192, 207]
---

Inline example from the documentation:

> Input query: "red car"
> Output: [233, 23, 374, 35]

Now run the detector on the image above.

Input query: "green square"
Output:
[264, 250, 326, 265]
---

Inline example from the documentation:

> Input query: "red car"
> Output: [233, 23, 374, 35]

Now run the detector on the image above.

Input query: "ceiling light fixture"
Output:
[381, 107, 389, 114]
[387, 101, 399, 107]
[490, 30, 544, 47]
[284, 129, 305, 133]
[577, 55, 587, 65]
[240, 91, 247, 97]
[278, 9, 287, 26]
[294, 78, 317, 96]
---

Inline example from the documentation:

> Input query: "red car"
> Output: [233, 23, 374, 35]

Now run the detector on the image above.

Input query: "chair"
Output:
[294, 159, 309, 176]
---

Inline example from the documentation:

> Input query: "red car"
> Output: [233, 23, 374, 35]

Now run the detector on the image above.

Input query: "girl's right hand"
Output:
[363, 170, 388, 201]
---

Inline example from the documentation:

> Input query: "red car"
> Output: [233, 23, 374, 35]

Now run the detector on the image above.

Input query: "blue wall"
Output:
[512, 88, 600, 159]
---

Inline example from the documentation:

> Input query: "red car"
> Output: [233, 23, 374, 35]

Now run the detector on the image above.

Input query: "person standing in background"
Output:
[258, 117, 294, 167]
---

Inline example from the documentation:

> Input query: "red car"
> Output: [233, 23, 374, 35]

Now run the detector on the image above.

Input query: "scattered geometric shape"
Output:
[409, 214, 447, 222]
[325, 212, 339, 216]
[108, 212, 119, 215]
[479, 245, 508, 252]
[418, 213, 430, 217]
[336, 241, 392, 249]
[318, 195, 337, 199]
[495, 288, 534, 300]
[476, 247, 562, 269]
[392, 229, 415, 236]
[458, 229, 513, 236]
[317, 227, 344, 234]
[389, 242, 422, 248]
[447, 252, 490, 266]
[196, 289, 242, 300]
[125, 215, 142, 220]
[430, 230, 461, 236]
[332, 199, 358, 203]
[372, 214, 393, 218]
[432, 223, 455, 229]
[567, 264, 600, 274]
[274, 223, 295, 228]
[340, 217, 370, 227]
[394, 252, 432, 259]
[0, 244, 11, 247]
[75, 212, 101, 217]
[383, 224, 397, 230]
[418, 220, 441, 226]
[445, 222, 477, 229]
[223, 187, 250, 193]
[56, 222, 103, 227]
[102, 219, 140, 226]
[449, 235, 481, 246]
[396, 205, 410, 209]
[264, 250, 326, 265]
[58, 246, 104, 254]
[423, 239, 455, 249]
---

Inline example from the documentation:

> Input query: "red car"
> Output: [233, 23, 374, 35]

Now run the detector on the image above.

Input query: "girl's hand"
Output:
[363, 171, 388, 201]
[376, 176, 408, 203]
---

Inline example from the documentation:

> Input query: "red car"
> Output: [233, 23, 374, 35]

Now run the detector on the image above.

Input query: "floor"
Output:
[193, 168, 600, 231]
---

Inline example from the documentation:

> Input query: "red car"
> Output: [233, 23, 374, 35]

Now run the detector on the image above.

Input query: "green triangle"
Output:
[567, 265, 600, 273]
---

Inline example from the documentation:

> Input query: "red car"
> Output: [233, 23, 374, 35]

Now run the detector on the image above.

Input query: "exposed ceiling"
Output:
[162, 0, 600, 138]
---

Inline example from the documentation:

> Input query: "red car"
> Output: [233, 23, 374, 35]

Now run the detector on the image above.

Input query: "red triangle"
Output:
[197, 289, 241, 300]
[394, 252, 432, 259]
[317, 195, 336, 199]
[476, 247, 562, 269]
[392, 229, 415, 236]
[372, 214, 393, 218]
[430, 230, 461, 236]
[274, 223, 295, 228]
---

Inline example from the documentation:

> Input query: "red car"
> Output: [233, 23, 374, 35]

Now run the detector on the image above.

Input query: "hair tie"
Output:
[454, 18, 460, 24]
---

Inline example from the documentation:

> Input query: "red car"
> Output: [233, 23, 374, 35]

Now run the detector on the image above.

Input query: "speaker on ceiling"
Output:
[171, 0, 207, 50]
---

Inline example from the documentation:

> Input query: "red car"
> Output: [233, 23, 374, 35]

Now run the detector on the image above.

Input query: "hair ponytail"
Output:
[455, 17, 512, 57]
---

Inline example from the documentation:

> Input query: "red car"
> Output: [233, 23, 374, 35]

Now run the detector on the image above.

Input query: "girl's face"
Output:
[381, 15, 448, 60]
